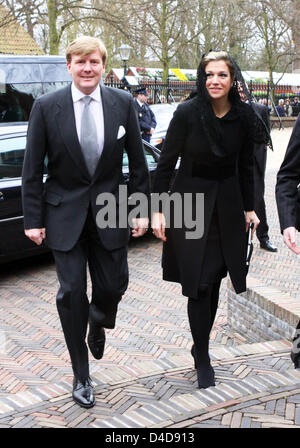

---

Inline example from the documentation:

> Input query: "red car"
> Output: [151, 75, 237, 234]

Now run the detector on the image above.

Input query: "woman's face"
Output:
[205, 60, 232, 101]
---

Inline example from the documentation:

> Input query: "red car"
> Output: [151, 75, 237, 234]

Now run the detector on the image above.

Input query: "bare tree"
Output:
[242, 0, 295, 96]
[125, 0, 203, 81]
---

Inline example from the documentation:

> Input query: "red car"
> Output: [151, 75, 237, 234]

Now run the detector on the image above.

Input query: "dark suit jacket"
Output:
[276, 114, 300, 232]
[252, 103, 270, 176]
[22, 84, 150, 252]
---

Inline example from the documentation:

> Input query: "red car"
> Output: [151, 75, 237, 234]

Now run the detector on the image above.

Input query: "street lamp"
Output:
[119, 44, 132, 83]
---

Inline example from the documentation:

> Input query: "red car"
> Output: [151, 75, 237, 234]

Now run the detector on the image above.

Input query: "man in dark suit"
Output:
[134, 88, 156, 143]
[276, 114, 300, 368]
[292, 97, 300, 117]
[22, 36, 150, 408]
[253, 102, 277, 252]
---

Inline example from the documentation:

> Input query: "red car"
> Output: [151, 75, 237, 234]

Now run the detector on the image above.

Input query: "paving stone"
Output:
[294, 406, 300, 425]
[2, 131, 300, 428]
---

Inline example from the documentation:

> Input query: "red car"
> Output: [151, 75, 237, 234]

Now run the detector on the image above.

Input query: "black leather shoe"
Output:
[260, 240, 278, 252]
[72, 377, 95, 408]
[88, 321, 105, 360]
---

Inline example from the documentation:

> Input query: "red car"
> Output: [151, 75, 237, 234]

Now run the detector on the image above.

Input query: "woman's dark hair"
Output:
[202, 50, 235, 80]
[195, 50, 272, 156]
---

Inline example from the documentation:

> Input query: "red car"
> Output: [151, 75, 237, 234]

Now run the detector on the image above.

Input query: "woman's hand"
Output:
[151, 212, 167, 242]
[131, 217, 149, 238]
[245, 211, 260, 238]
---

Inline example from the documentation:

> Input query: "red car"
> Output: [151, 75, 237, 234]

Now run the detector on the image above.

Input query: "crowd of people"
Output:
[246, 96, 300, 118]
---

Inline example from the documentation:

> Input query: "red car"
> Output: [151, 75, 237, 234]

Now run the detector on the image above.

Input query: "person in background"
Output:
[252, 101, 277, 252]
[292, 97, 300, 117]
[276, 99, 286, 117]
[285, 99, 293, 117]
[267, 99, 272, 114]
[134, 88, 157, 143]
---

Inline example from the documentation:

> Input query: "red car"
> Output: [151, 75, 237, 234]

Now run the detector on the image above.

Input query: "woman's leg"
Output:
[188, 284, 213, 366]
[187, 281, 221, 388]
[209, 280, 221, 332]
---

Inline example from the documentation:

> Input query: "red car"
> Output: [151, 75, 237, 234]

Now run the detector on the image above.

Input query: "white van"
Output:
[0, 55, 71, 123]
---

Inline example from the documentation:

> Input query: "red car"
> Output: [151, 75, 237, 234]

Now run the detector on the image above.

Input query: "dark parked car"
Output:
[150, 103, 178, 150]
[0, 124, 161, 263]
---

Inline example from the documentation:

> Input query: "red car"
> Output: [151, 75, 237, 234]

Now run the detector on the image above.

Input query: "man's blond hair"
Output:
[66, 36, 107, 65]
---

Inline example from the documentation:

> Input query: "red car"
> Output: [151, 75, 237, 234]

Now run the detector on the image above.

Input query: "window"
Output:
[0, 136, 26, 178]
[0, 82, 70, 123]
[144, 146, 157, 166]
[0, 134, 47, 179]
[122, 146, 157, 169]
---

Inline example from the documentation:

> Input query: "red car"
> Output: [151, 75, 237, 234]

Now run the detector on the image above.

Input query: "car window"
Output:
[123, 152, 129, 167]
[123, 146, 157, 169]
[144, 147, 157, 166]
[0, 82, 70, 123]
[0, 134, 47, 179]
[0, 136, 26, 179]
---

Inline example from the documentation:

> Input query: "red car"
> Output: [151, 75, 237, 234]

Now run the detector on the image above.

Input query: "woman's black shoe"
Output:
[72, 377, 95, 408]
[292, 352, 300, 369]
[294, 358, 300, 369]
[191, 344, 197, 369]
[196, 365, 215, 389]
[191, 345, 215, 388]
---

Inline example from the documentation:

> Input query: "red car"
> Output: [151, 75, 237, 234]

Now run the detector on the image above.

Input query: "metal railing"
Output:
[104, 77, 300, 114]
[104, 76, 195, 104]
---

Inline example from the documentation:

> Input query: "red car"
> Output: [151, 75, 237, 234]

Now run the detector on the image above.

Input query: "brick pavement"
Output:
[1, 127, 300, 429]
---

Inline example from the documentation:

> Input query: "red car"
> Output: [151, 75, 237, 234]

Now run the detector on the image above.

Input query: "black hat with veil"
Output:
[195, 50, 272, 157]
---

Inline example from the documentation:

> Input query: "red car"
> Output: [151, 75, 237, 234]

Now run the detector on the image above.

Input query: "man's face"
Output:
[138, 93, 148, 104]
[67, 50, 105, 95]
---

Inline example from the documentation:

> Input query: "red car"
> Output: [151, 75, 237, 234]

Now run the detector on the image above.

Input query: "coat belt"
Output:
[192, 163, 236, 180]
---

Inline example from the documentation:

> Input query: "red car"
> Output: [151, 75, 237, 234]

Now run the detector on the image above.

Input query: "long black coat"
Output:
[153, 98, 254, 297]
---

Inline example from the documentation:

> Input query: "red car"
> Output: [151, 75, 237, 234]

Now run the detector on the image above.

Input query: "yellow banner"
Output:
[171, 68, 188, 81]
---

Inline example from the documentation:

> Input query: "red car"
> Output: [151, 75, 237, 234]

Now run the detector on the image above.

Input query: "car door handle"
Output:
[0, 192, 4, 201]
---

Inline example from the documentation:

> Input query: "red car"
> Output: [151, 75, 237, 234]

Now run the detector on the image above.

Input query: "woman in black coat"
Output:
[152, 51, 264, 389]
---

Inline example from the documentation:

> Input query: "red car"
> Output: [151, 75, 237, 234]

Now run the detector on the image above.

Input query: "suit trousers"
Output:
[52, 208, 129, 380]
[253, 160, 269, 243]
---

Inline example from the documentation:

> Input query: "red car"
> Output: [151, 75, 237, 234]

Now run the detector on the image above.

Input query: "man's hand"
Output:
[152, 212, 167, 242]
[24, 228, 46, 245]
[131, 218, 149, 238]
[283, 226, 300, 254]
